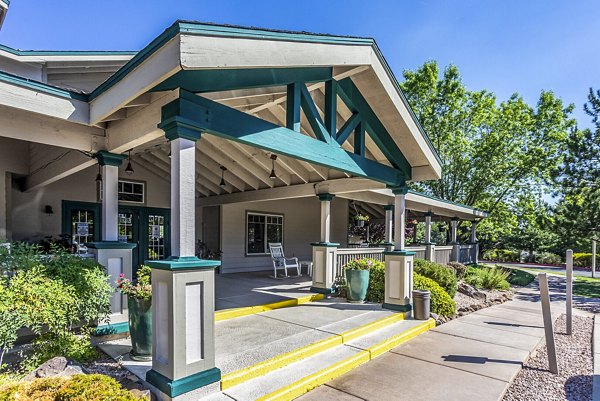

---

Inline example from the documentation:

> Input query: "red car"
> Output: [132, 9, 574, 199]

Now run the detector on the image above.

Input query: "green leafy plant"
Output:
[365, 260, 385, 303]
[534, 252, 562, 265]
[0, 279, 28, 368]
[573, 253, 595, 267]
[116, 265, 152, 300]
[482, 249, 520, 263]
[447, 262, 467, 280]
[464, 265, 510, 290]
[23, 331, 98, 373]
[414, 259, 458, 298]
[344, 258, 376, 271]
[0, 374, 144, 401]
[354, 214, 370, 222]
[413, 273, 456, 317]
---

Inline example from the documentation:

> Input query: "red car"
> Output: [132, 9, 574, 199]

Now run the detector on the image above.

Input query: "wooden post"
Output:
[566, 249, 573, 335]
[593, 240, 597, 279]
[539, 273, 559, 374]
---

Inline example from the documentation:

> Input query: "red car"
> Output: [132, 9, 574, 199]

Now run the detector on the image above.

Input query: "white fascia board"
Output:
[179, 34, 372, 69]
[89, 35, 182, 125]
[0, 105, 105, 151]
[372, 189, 488, 220]
[0, 80, 90, 125]
[366, 49, 442, 180]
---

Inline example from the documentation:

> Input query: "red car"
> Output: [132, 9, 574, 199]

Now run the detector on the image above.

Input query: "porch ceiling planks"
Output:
[200, 136, 278, 188]
[193, 149, 249, 192]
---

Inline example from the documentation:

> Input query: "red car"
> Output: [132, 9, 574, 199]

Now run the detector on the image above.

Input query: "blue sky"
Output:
[1, 0, 598, 127]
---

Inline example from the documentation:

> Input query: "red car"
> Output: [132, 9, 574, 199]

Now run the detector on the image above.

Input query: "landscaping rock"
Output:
[130, 388, 152, 400]
[457, 282, 486, 301]
[23, 356, 85, 381]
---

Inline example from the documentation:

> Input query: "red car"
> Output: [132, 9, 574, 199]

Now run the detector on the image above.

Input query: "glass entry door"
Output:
[118, 209, 140, 269]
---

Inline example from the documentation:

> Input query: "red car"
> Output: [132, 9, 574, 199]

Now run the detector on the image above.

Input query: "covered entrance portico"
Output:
[0, 21, 477, 400]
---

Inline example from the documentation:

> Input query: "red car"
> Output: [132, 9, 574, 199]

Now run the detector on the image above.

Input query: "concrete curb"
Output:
[593, 314, 600, 401]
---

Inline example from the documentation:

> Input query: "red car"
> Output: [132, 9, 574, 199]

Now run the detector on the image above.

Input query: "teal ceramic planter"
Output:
[346, 269, 370, 303]
[128, 297, 152, 361]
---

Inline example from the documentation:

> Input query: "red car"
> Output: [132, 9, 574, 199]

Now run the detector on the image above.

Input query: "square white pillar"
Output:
[318, 193, 334, 243]
[383, 205, 394, 251]
[424, 213, 432, 244]
[92, 151, 134, 335]
[147, 117, 221, 400]
[312, 194, 338, 295]
[450, 218, 460, 262]
[384, 186, 414, 313]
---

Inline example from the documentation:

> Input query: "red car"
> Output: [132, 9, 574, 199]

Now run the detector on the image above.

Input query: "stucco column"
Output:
[470, 220, 479, 264]
[0, 171, 7, 240]
[424, 212, 435, 262]
[384, 186, 414, 313]
[311, 193, 338, 295]
[145, 115, 221, 400]
[450, 218, 460, 262]
[319, 193, 333, 243]
[90, 151, 136, 335]
[382, 205, 394, 251]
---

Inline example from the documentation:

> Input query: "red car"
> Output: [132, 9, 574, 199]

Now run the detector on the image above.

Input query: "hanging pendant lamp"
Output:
[125, 149, 134, 175]
[220, 166, 227, 186]
[269, 154, 278, 180]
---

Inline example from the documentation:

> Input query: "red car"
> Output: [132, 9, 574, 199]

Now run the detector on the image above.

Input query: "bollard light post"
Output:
[539, 273, 559, 374]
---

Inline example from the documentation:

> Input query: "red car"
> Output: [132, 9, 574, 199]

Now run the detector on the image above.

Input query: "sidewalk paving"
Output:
[298, 276, 591, 401]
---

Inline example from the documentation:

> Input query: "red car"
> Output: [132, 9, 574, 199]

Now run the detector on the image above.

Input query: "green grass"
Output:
[505, 268, 535, 286]
[513, 267, 600, 298]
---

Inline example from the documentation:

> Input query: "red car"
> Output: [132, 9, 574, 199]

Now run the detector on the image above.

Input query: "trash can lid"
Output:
[412, 289, 431, 297]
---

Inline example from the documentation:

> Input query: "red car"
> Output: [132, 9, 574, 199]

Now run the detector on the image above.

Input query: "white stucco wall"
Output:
[215, 197, 349, 273]
[0, 137, 29, 239]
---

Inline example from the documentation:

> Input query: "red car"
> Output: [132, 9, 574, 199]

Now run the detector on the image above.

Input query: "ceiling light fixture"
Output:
[125, 149, 134, 175]
[269, 154, 278, 180]
[219, 166, 227, 187]
[95, 164, 102, 182]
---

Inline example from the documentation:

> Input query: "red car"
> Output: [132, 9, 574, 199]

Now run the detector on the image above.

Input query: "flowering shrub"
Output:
[344, 258, 376, 271]
[116, 266, 151, 300]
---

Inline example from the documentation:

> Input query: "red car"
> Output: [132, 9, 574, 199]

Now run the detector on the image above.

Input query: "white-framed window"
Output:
[118, 180, 145, 203]
[246, 212, 284, 255]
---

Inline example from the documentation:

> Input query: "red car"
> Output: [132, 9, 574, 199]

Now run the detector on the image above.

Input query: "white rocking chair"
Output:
[268, 243, 300, 278]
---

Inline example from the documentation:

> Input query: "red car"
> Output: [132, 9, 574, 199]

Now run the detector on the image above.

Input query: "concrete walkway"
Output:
[298, 277, 574, 401]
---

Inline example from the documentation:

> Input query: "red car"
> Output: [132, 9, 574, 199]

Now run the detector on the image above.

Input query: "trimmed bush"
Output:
[482, 249, 520, 262]
[365, 259, 385, 303]
[0, 374, 144, 401]
[464, 266, 510, 290]
[534, 252, 562, 265]
[413, 273, 456, 317]
[573, 253, 597, 267]
[447, 262, 467, 280]
[414, 259, 457, 298]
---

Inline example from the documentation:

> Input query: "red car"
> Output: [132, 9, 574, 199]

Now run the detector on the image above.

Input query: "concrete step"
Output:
[218, 318, 435, 401]
[216, 300, 405, 388]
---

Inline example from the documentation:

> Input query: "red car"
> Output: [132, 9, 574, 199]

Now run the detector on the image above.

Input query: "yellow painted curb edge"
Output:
[256, 318, 435, 401]
[221, 311, 407, 390]
[215, 293, 325, 322]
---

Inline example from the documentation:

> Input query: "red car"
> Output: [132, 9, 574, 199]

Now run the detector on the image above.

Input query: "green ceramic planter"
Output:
[346, 269, 370, 303]
[128, 297, 152, 361]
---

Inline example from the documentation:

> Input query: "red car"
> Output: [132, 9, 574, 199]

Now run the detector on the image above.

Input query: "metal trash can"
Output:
[412, 290, 431, 320]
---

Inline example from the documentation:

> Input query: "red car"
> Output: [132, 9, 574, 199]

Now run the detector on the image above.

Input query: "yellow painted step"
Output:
[256, 318, 435, 401]
[215, 294, 325, 322]
[220, 311, 407, 390]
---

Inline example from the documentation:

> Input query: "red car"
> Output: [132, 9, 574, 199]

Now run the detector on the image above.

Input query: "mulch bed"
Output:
[503, 314, 593, 401]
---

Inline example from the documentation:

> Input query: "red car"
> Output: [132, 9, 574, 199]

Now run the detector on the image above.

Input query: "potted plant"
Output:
[354, 214, 370, 227]
[344, 258, 372, 303]
[116, 266, 152, 361]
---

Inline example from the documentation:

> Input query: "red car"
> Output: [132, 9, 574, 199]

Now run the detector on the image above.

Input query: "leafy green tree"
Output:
[552, 88, 600, 251]
[400, 61, 575, 248]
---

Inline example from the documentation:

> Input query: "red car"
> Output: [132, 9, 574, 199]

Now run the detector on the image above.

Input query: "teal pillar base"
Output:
[310, 286, 334, 295]
[382, 302, 412, 312]
[146, 367, 221, 398]
[146, 256, 221, 271]
[94, 322, 129, 336]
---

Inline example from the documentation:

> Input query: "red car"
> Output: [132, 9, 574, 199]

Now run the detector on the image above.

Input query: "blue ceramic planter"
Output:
[346, 269, 370, 303]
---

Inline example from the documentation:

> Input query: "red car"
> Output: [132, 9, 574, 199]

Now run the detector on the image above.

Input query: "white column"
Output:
[170, 138, 196, 257]
[470, 220, 478, 243]
[424, 213, 432, 244]
[0, 171, 6, 240]
[450, 218, 458, 244]
[102, 164, 119, 241]
[318, 194, 333, 243]
[383, 205, 393, 243]
[393, 192, 406, 251]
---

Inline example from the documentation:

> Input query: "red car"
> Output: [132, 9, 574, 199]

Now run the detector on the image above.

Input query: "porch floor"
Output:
[98, 273, 428, 400]
[215, 272, 313, 311]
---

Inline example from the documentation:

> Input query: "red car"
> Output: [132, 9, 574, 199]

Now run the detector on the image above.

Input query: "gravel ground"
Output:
[503, 314, 593, 401]
[82, 349, 146, 391]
